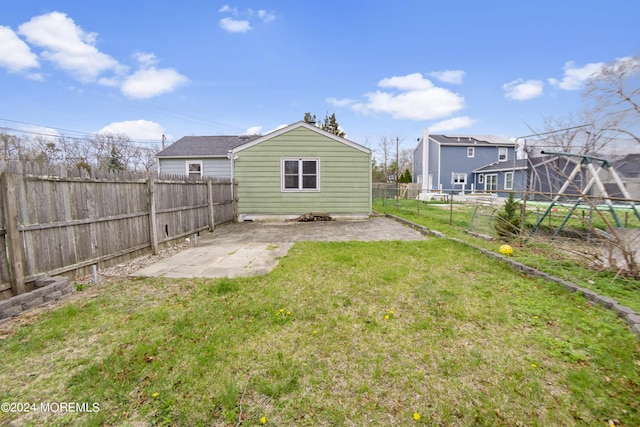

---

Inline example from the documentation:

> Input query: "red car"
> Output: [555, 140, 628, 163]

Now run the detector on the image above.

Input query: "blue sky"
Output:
[1, 1, 638, 154]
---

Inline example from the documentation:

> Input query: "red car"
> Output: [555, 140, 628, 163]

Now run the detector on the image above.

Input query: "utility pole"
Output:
[395, 136, 400, 205]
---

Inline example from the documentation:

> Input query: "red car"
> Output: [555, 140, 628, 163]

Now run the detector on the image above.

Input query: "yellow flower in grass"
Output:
[152, 392, 159, 398]
[260, 416, 267, 424]
[413, 412, 421, 421]
[531, 363, 537, 368]
[279, 308, 285, 313]
[384, 314, 390, 320]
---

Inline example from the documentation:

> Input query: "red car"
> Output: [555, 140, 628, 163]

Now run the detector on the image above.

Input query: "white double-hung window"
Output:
[186, 161, 203, 178]
[282, 158, 319, 191]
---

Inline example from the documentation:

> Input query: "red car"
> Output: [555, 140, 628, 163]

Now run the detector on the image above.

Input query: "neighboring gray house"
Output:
[472, 159, 529, 194]
[412, 130, 518, 193]
[156, 122, 372, 221]
[156, 135, 261, 178]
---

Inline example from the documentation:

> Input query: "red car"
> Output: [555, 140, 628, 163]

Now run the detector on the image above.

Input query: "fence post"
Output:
[2, 172, 25, 295]
[207, 179, 215, 231]
[233, 179, 238, 222]
[147, 176, 158, 255]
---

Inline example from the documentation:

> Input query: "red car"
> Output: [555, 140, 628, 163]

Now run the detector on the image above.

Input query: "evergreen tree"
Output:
[321, 112, 346, 137]
[495, 192, 522, 239]
[303, 112, 346, 137]
[303, 112, 316, 124]
[105, 147, 126, 172]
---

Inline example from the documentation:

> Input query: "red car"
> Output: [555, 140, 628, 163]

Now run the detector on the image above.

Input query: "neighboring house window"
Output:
[186, 161, 203, 178]
[478, 174, 484, 184]
[498, 147, 508, 162]
[452, 173, 467, 185]
[467, 147, 475, 158]
[504, 171, 514, 190]
[282, 158, 319, 191]
[486, 174, 497, 191]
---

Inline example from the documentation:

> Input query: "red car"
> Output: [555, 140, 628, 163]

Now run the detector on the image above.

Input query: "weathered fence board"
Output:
[0, 163, 236, 300]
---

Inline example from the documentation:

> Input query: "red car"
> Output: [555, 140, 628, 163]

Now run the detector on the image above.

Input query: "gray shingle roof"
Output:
[473, 159, 529, 173]
[431, 134, 515, 146]
[156, 135, 261, 157]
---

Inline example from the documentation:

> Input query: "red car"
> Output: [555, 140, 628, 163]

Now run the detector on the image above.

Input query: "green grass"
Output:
[1, 240, 639, 426]
[374, 198, 640, 314]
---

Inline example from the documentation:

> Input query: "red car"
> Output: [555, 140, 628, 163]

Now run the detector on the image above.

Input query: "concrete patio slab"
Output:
[131, 216, 426, 279]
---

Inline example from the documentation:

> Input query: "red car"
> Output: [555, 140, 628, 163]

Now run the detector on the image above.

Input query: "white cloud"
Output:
[429, 116, 477, 132]
[548, 60, 605, 90]
[121, 67, 188, 99]
[429, 70, 465, 85]
[97, 120, 169, 141]
[258, 10, 276, 23]
[219, 17, 252, 33]
[503, 79, 544, 100]
[244, 126, 262, 135]
[218, 5, 237, 14]
[218, 6, 276, 33]
[265, 124, 288, 134]
[352, 73, 465, 120]
[0, 25, 39, 73]
[18, 12, 125, 82]
[378, 73, 434, 91]
[326, 97, 355, 107]
[133, 52, 158, 68]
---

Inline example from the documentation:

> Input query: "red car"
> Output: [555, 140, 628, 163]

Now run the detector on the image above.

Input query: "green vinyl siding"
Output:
[235, 127, 371, 215]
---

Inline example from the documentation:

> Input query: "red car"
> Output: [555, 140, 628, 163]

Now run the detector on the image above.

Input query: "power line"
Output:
[0, 117, 163, 146]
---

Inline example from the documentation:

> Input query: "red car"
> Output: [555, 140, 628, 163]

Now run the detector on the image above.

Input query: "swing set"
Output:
[532, 151, 640, 239]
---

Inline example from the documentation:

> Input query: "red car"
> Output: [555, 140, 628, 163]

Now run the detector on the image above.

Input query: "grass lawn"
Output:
[1, 239, 639, 426]
[373, 198, 640, 314]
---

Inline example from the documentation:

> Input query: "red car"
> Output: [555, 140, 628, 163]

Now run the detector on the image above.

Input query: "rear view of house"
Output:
[157, 122, 372, 221]
[413, 130, 520, 194]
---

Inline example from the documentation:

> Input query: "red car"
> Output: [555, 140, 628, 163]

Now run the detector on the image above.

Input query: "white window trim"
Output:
[281, 158, 320, 192]
[467, 147, 475, 158]
[452, 172, 467, 185]
[504, 171, 514, 190]
[498, 147, 508, 162]
[485, 173, 498, 191]
[186, 160, 203, 178]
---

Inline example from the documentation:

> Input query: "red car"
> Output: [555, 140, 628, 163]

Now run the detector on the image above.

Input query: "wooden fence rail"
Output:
[0, 162, 236, 300]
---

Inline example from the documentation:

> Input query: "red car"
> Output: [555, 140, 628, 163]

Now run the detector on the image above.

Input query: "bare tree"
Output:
[521, 56, 640, 278]
[584, 56, 640, 143]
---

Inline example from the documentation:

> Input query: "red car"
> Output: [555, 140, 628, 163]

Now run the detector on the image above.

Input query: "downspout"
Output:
[228, 150, 236, 219]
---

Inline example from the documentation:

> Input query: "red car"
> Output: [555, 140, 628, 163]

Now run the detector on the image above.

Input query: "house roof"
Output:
[473, 159, 529, 173]
[156, 121, 371, 158]
[156, 135, 261, 157]
[232, 121, 371, 154]
[613, 153, 640, 178]
[430, 134, 515, 147]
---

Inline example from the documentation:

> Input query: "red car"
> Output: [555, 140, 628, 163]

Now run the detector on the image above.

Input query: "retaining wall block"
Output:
[43, 290, 63, 302]
[22, 296, 45, 310]
[0, 305, 24, 320]
[592, 295, 618, 309]
[612, 304, 636, 319]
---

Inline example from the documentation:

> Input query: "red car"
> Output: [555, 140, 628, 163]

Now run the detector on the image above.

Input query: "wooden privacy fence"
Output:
[0, 162, 236, 300]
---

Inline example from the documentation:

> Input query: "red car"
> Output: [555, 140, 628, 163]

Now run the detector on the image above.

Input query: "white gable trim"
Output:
[231, 121, 371, 154]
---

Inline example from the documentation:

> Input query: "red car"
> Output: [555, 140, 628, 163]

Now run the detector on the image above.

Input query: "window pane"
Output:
[188, 163, 201, 172]
[284, 160, 298, 174]
[302, 175, 317, 189]
[302, 160, 316, 174]
[284, 175, 298, 189]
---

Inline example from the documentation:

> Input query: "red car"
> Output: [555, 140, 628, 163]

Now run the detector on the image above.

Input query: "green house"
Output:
[156, 122, 372, 221]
